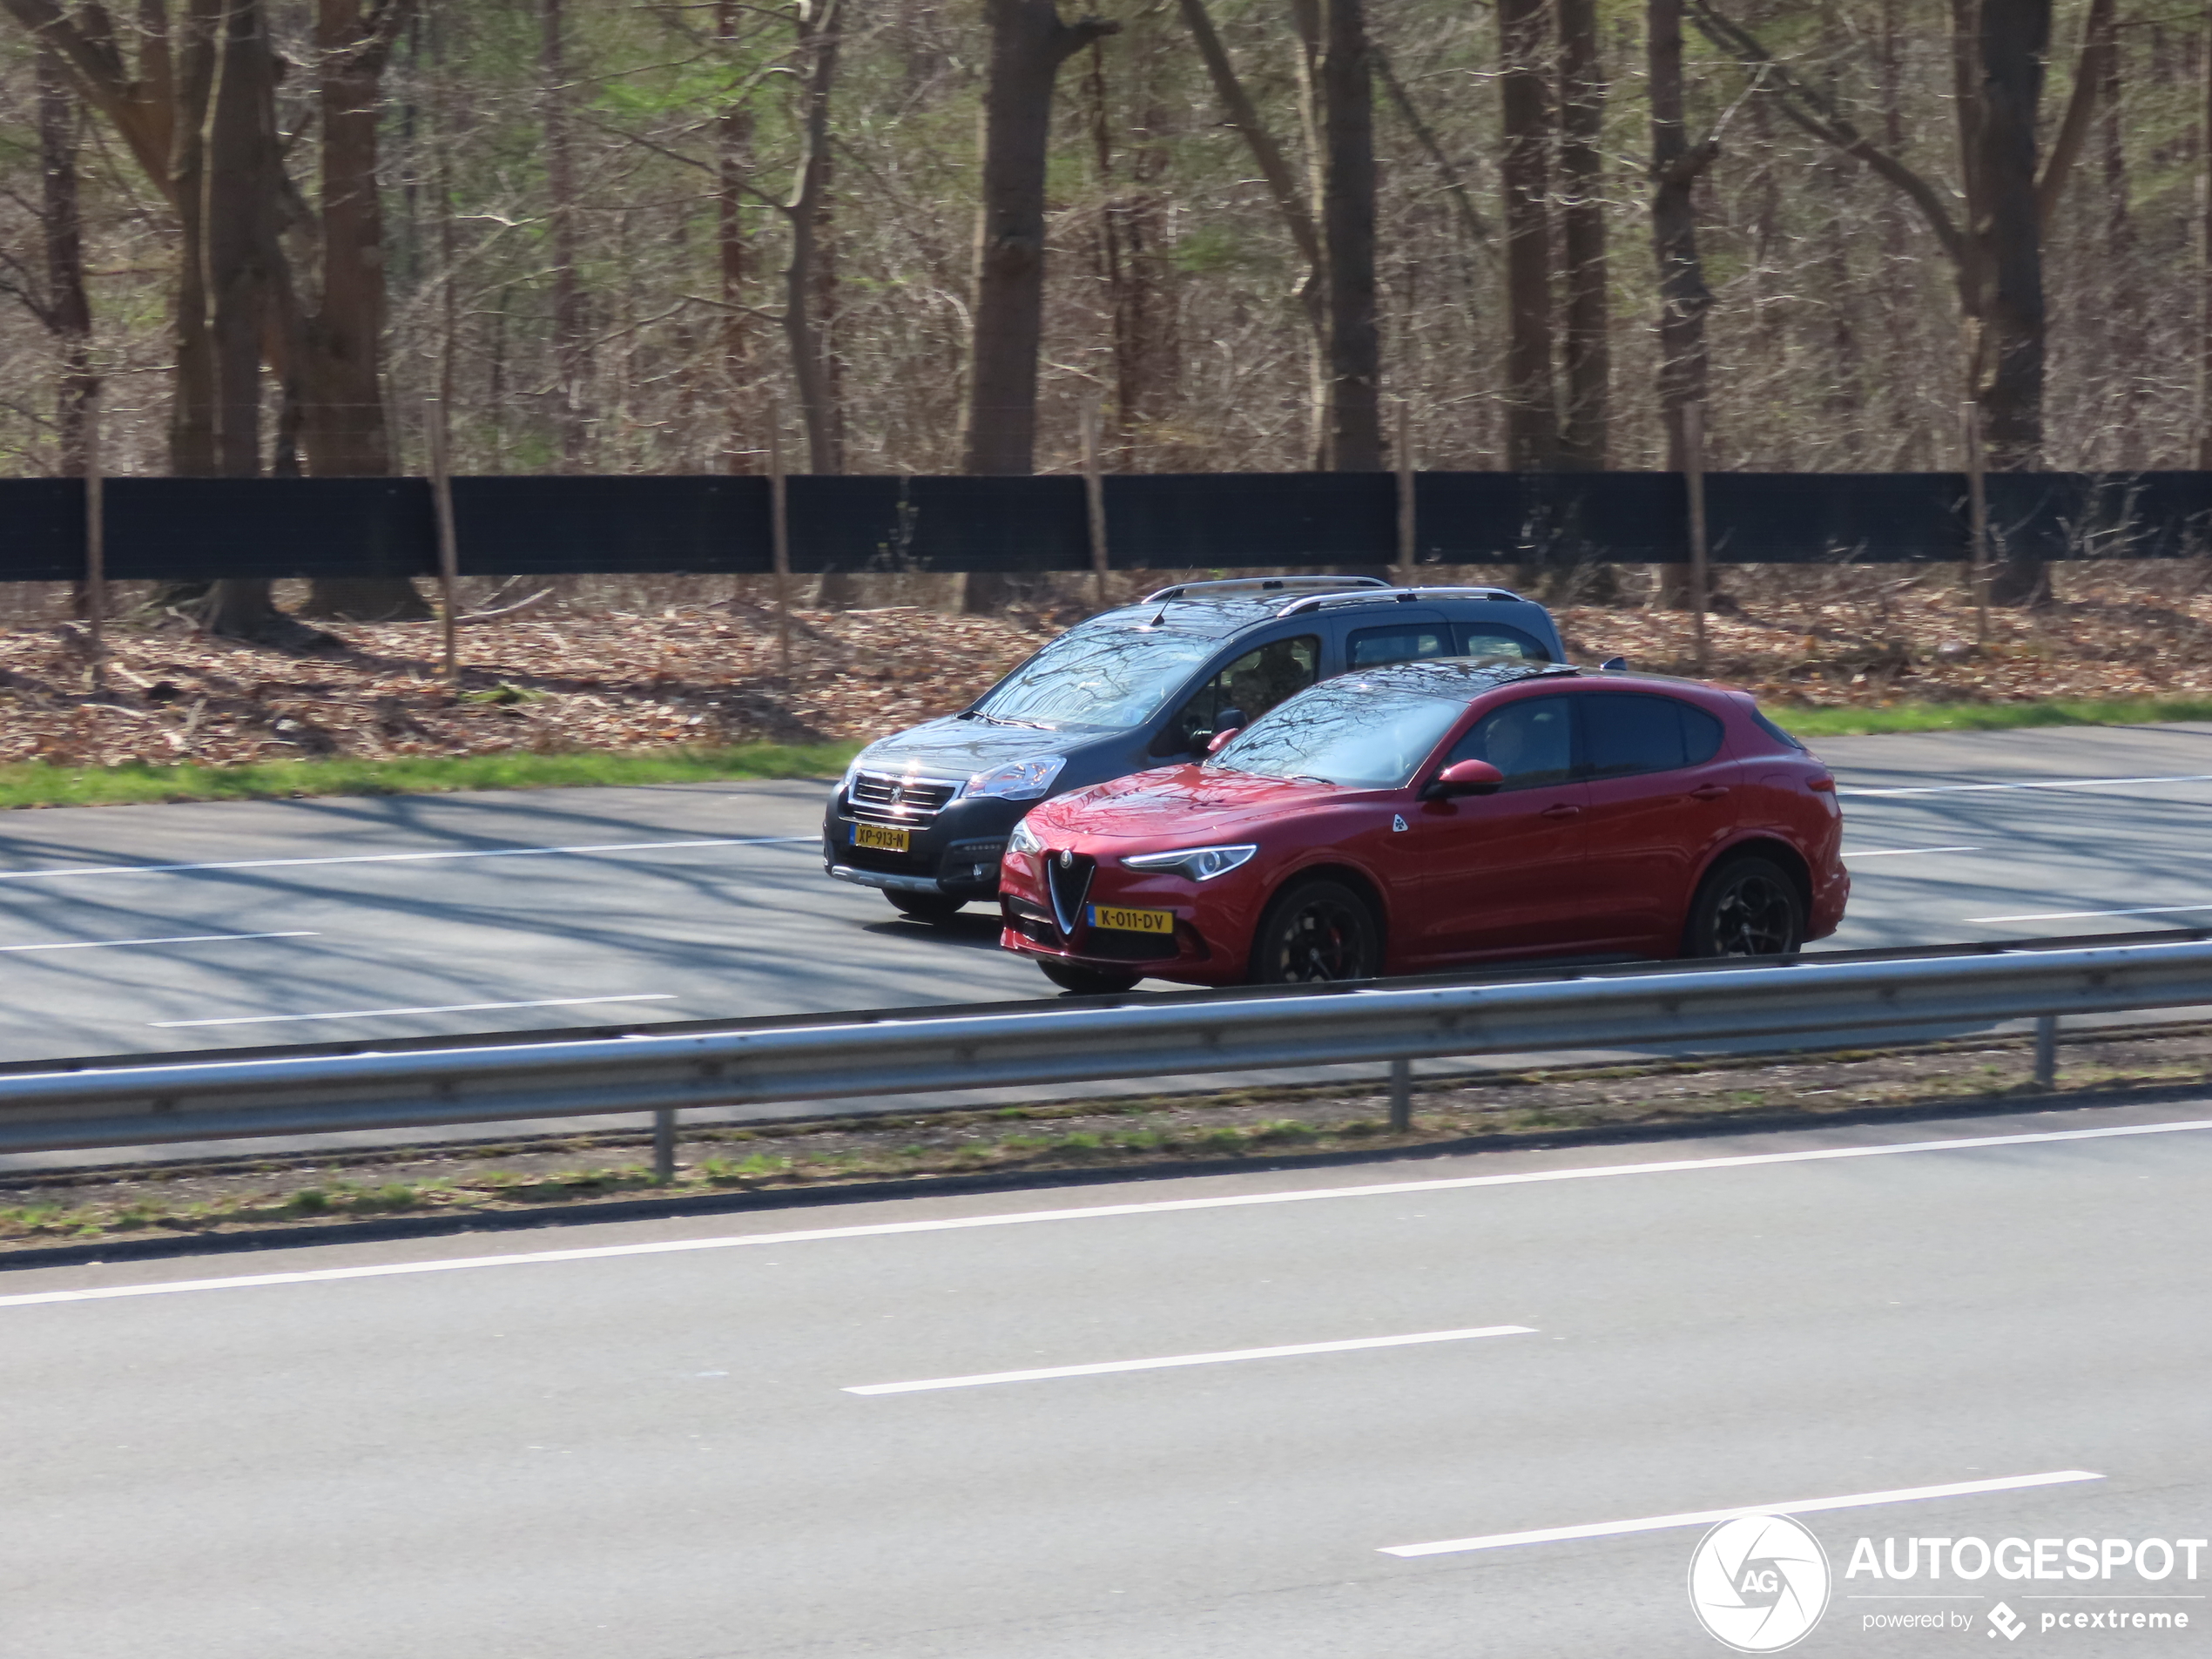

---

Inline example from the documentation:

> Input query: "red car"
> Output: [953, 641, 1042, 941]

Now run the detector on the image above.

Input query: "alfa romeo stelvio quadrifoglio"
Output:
[998, 660, 1847, 995]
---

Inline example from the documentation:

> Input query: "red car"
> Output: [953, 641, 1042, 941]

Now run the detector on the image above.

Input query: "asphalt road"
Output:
[0, 721, 2209, 1168]
[3, 1098, 2207, 1656]
[0, 721, 2206, 1064]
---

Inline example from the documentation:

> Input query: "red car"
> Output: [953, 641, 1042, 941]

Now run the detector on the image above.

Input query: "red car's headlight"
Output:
[1119, 844, 1258, 881]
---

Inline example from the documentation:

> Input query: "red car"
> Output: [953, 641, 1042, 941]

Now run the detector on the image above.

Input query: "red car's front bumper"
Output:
[998, 844, 1260, 987]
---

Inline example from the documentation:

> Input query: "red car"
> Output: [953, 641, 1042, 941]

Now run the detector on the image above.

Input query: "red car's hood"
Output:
[1029, 765, 1346, 842]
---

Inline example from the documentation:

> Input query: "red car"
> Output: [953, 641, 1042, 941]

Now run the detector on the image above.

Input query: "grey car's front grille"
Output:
[850, 771, 961, 826]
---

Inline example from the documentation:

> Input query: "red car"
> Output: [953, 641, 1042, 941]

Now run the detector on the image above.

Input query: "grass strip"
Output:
[1774, 696, 2212, 739]
[0, 742, 864, 810]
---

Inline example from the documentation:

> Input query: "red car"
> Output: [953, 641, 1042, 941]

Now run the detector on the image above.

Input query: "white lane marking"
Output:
[1841, 772, 2212, 799]
[0, 837, 818, 882]
[846, 1325, 1535, 1395]
[0, 931, 317, 954]
[5, 1116, 2209, 1311]
[1843, 846, 1981, 860]
[149, 994, 676, 1028]
[1966, 903, 2212, 924]
[1379, 1470, 2105, 1557]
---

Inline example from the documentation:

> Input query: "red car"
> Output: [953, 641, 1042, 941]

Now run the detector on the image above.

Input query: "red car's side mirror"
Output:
[1422, 759, 1504, 799]
[1205, 726, 1240, 756]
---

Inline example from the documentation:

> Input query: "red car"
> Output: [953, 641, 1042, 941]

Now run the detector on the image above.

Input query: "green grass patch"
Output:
[0, 742, 863, 811]
[1775, 697, 2212, 739]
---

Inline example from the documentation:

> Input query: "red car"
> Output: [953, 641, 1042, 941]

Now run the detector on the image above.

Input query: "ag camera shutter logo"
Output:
[1688, 1514, 1832, 1652]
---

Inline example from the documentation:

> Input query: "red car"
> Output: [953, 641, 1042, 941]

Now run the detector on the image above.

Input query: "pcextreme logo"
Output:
[1689, 1514, 1833, 1652]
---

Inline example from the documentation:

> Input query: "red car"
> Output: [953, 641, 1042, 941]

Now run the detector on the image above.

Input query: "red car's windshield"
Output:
[1208, 679, 1467, 789]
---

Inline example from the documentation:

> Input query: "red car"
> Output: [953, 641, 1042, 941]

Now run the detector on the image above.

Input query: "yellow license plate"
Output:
[852, 823, 910, 853]
[1089, 904, 1175, 935]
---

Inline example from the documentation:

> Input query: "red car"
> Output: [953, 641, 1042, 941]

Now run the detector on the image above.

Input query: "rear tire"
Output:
[1038, 960, 1143, 995]
[885, 890, 966, 924]
[1248, 878, 1381, 983]
[1683, 854, 1805, 957]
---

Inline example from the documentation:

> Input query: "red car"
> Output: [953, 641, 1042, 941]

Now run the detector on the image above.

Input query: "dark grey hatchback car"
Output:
[821, 576, 1568, 921]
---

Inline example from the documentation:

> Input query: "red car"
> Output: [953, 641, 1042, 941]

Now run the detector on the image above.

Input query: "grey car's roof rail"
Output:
[1139, 575, 1392, 604]
[1274, 584, 1527, 617]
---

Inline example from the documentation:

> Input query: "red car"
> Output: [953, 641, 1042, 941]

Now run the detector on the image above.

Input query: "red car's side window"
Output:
[1581, 693, 1724, 779]
[1447, 696, 1575, 788]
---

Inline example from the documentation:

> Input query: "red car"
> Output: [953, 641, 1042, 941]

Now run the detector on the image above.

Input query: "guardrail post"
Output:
[653, 1108, 678, 1182]
[2033, 1015, 2059, 1089]
[1389, 1057, 1412, 1132]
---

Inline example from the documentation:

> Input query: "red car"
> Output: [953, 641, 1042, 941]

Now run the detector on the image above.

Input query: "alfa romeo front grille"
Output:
[851, 771, 961, 826]
[1046, 852, 1096, 935]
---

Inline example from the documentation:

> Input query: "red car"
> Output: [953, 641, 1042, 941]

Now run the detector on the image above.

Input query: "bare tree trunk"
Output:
[36, 44, 94, 480]
[1966, 0, 2050, 604]
[1319, 0, 1380, 472]
[784, 0, 844, 475]
[1557, 0, 1608, 469]
[172, 0, 219, 481]
[960, 0, 1116, 478]
[1500, 0, 1559, 470]
[2096, 8, 2141, 468]
[2202, 3, 2212, 469]
[200, 0, 288, 638]
[543, 0, 588, 470]
[1649, 0, 1714, 606]
[1175, 0, 1325, 458]
[716, 1, 754, 474]
[301, 0, 430, 623]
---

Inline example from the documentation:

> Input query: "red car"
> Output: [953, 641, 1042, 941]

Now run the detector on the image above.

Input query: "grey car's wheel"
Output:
[1249, 879, 1381, 984]
[885, 890, 966, 924]
[1683, 855, 1804, 958]
[1039, 960, 1143, 995]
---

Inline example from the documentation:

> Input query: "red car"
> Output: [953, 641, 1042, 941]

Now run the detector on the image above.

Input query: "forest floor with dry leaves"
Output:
[0, 564, 2209, 778]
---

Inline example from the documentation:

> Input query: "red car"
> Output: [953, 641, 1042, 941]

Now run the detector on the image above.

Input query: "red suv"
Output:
[999, 661, 1847, 994]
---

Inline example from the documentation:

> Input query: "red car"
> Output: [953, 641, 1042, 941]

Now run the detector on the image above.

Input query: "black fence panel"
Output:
[7, 470, 2212, 582]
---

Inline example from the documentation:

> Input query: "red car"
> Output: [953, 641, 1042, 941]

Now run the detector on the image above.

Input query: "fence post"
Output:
[769, 396, 792, 675]
[1388, 1056, 1412, 1132]
[2033, 1014, 2058, 1089]
[1683, 400, 1710, 675]
[653, 1107, 678, 1182]
[427, 395, 461, 688]
[1963, 399, 1991, 644]
[1395, 400, 1416, 585]
[83, 385, 105, 694]
[1081, 395, 1109, 607]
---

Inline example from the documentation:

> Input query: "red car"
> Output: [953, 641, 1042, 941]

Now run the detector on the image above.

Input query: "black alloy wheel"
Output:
[1038, 960, 1143, 995]
[885, 890, 967, 924]
[1249, 879, 1381, 984]
[1683, 855, 1805, 957]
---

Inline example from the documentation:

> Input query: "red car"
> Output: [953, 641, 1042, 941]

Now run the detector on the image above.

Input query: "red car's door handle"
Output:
[1540, 802, 1582, 819]
[1689, 784, 1730, 801]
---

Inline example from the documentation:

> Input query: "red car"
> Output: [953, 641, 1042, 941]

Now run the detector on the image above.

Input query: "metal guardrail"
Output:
[3, 935, 2212, 1157]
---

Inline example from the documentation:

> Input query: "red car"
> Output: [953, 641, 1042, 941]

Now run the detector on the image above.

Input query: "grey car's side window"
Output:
[1161, 635, 1320, 753]
[1453, 621, 1549, 663]
[1447, 695, 1576, 789]
[1348, 623, 1450, 668]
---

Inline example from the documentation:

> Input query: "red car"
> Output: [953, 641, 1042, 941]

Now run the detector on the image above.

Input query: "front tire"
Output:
[1038, 960, 1143, 995]
[885, 890, 967, 924]
[1248, 878, 1381, 983]
[1683, 854, 1805, 957]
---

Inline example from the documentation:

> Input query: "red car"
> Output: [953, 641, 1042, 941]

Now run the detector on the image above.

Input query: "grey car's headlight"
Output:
[839, 753, 868, 796]
[1007, 817, 1046, 855]
[965, 755, 1066, 801]
[1120, 844, 1257, 882]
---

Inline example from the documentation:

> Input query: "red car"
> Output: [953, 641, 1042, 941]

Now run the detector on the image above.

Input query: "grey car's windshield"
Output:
[972, 627, 1220, 729]
[1209, 680, 1467, 789]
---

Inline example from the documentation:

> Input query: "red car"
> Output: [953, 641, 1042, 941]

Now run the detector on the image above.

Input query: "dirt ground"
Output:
[2, 562, 2209, 770]
[6, 1022, 2209, 1251]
